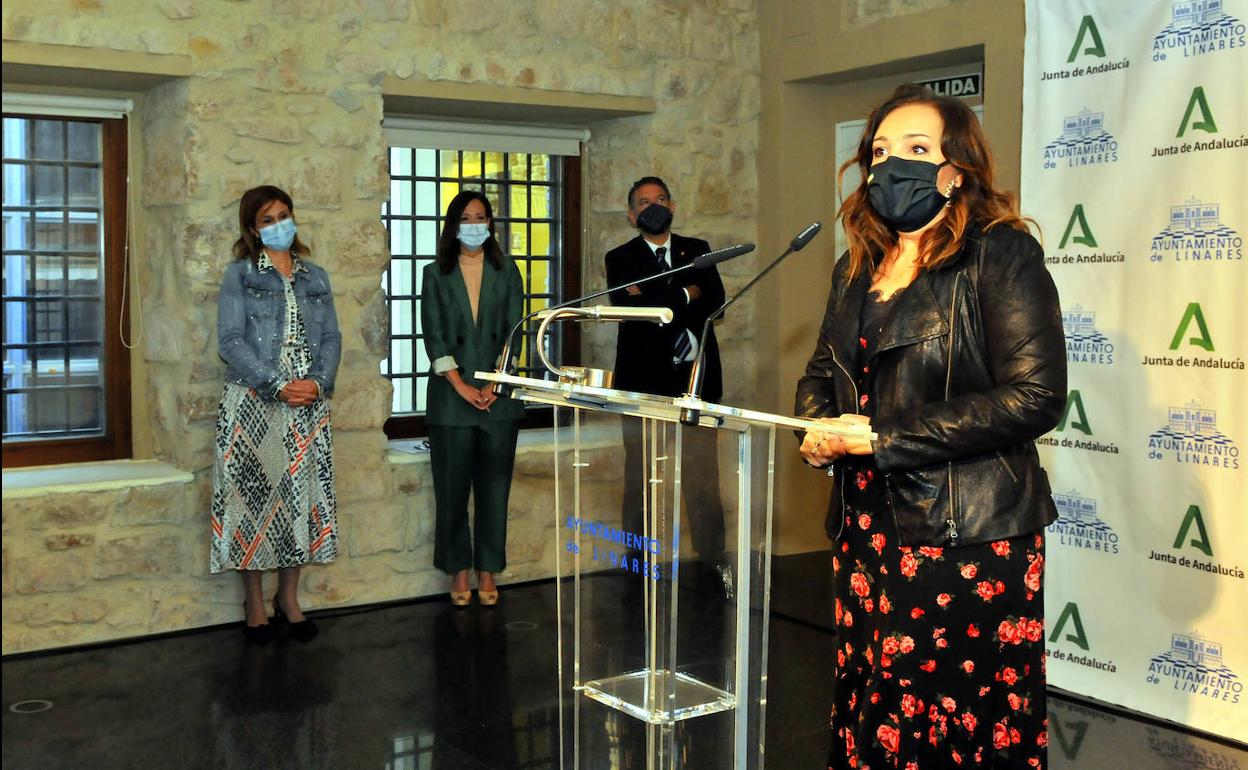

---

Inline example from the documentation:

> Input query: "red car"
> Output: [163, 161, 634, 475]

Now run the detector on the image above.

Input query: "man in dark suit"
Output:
[605, 176, 728, 573]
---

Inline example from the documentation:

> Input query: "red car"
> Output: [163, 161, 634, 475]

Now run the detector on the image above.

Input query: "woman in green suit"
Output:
[422, 190, 525, 606]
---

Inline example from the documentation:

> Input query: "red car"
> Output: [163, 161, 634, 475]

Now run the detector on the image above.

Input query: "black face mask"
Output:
[866, 157, 951, 232]
[636, 203, 673, 235]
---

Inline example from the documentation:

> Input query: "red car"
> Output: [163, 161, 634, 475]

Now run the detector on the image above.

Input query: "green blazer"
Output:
[421, 255, 526, 426]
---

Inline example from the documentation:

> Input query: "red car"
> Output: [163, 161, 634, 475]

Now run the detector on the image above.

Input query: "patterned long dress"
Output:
[828, 289, 1048, 769]
[210, 257, 337, 573]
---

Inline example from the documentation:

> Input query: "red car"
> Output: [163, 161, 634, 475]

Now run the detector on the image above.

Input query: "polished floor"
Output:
[3, 555, 1244, 770]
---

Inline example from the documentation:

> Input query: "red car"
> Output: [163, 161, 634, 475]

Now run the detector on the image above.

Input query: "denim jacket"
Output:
[217, 256, 342, 400]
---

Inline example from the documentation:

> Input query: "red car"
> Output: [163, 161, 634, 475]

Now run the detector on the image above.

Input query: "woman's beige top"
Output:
[459, 252, 484, 322]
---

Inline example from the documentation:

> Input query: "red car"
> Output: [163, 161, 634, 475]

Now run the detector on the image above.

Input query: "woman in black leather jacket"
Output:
[796, 84, 1066, 769]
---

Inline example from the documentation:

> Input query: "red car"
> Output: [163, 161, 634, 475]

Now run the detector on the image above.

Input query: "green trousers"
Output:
[428, 421, 520, 574]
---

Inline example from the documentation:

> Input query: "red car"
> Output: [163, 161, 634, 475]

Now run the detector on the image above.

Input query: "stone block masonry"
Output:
[2, 0, 761, 654]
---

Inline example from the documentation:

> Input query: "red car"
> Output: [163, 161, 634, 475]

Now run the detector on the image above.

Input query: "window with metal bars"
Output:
[381, 146, 581, 439]
[2, 113, 131, 466]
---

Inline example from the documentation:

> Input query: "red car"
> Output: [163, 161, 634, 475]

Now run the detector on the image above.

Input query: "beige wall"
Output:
[1, 0, 761, 654]
[756, 0, 1026, 554]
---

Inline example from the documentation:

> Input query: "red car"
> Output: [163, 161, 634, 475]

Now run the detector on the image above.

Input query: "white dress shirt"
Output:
[642, 235, 699, 363]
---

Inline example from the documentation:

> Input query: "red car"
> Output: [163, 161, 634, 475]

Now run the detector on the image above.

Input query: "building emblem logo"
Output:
[1146, 632, 1242, 704]
[1150, 198, 1243, 263]
[1044, 109, 1119, 168]
[1147, 401, 1240, 469]
[1050, 489, 1119, 554]
[1153, 0, 1247, 61]
[1064, 308, 1115, 365]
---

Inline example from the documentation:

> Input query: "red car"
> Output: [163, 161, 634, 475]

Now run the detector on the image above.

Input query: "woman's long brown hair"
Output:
[837, 84, 1035, 278]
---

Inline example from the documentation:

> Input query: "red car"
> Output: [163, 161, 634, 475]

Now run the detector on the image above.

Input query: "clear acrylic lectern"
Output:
[477, 371, 870, 770]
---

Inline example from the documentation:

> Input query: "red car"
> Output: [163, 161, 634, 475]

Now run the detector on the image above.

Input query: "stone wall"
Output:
[1, 0, 760, 654]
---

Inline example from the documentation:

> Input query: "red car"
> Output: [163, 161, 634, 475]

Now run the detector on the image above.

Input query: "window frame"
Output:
[1, 113, 132, 467]
[382, 153, 581, 440]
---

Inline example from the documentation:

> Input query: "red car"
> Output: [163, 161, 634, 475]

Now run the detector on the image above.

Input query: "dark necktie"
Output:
[656, 246, 693, 362]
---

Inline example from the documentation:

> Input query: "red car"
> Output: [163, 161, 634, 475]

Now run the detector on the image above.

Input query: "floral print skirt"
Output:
[828, 463, 1048, 769]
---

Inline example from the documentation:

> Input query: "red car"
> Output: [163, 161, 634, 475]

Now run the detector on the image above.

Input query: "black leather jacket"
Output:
[795, 225, 1067, 546]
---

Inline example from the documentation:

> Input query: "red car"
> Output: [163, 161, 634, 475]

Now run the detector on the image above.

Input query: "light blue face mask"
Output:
[458, 222, 490, 250]
[259, 218, 297, 251]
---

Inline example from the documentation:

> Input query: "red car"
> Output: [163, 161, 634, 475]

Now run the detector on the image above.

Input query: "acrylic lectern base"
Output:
[579, 669, 736, 724]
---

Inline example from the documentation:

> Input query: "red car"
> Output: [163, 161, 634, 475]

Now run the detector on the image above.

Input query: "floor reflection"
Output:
[1048, 692, 1245, 770]
[2, 558, 1243, 769]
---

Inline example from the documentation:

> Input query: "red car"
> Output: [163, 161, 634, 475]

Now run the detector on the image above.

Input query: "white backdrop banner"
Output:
[1021, 0, 1247, 743]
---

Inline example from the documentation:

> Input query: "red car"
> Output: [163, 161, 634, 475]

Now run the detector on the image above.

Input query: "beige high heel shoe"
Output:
[478, 572, 499, 606]
[450, 571, 472, 607]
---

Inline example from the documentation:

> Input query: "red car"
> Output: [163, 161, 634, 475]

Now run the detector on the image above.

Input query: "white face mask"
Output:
[458, 223, 490, 250]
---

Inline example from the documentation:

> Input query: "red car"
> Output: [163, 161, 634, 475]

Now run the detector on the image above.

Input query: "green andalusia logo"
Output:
[1068, 15, 1106, 61]
[1153, 87, 1248, 156]
[1048, 601, 1117, 673]
[1176, 86, 1218, 137]
[1049, 205, 1125, 266]
[1149, 504, 1247, 580]
[1153, 0, 1247, 61]
[1049, 714, 1090, 763]
[1064, 308, 1114, 365]
[1147, 632, 1242, 704]
[1038, 391, 1119, 454]
[1044, 109, 1119, 168]
[1050, 489, 1119, 554]
[1142, 302, 1243, 371]
[1057, 391, 1092, 434]
[1170, 302, 1215, 351]
[1042, 14, 1129, 80]
[1147, 401, 1240, 469]
[1150, 197, 1243, 263]
[1175, 504, 1213, 557]
[1060, 205, 1097, 248]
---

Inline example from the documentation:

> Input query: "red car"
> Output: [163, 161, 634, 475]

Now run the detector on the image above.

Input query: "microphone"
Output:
[790, 221, 822, 251]
[692, 242, 756, 269]
[679, 222, 823, 426]
[493, 241, 756, 393]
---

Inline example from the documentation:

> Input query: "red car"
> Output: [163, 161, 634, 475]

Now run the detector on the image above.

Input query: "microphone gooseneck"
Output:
[493, 241, 756, 394]
[680, 223, 822, 426]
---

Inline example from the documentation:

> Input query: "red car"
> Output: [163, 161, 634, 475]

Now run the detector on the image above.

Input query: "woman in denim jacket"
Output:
[210, 185, 342, 643]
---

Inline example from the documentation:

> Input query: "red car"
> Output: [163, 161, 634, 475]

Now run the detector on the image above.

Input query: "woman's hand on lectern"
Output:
[800, 414, 874, 467]
[830, 414, 874, 456]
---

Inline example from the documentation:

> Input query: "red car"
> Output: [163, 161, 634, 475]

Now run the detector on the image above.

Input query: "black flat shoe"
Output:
[272, 596, 319, 642]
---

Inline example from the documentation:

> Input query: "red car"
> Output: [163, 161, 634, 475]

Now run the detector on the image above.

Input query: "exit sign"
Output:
[914, 72, 982, 99]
